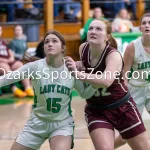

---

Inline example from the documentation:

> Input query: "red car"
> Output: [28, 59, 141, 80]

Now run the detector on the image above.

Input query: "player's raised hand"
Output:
[64, 56, 78, 76]
[75, 61, 85, 71]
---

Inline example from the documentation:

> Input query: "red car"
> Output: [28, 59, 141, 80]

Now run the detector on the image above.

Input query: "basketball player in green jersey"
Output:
[115, 13, 150, 148]
[0, 30, 96, 150]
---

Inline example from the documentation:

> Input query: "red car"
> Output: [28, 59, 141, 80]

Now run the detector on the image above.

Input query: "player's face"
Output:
[15, 26, 23, 37]
[140, 17, 150, 35]
[87, 20, 108, 44]
[44, 34, 63, 56]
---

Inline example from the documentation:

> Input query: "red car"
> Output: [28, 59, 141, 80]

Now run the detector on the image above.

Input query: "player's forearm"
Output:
[74, 71, 111, 88]
[0, 72, 22, 87]
[74, 79, 96, 99]
[0, 63, 36, 87]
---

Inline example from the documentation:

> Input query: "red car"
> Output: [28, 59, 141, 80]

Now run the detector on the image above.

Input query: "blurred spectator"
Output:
[90, 0, 125, 18]
[16, 0, 24, 8]
[54, 0, 64, 18]
[0, 0, 23, 22]
[9, 25, 27, 60]
[54, 0, 81, 20]
[80, 7, 107, 42]
[124, 0, 137, 19]
[112, 8, 133, 32]
[0, 26, 34, 98]
[64, 0, 81, 20]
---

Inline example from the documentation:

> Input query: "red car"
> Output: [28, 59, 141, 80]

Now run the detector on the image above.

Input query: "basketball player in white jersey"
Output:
[0, 30, 96, 150]
[115, 13, 150, 148]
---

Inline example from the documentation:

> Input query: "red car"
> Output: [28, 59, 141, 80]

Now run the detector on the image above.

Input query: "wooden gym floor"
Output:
[0, 95, 150, 150]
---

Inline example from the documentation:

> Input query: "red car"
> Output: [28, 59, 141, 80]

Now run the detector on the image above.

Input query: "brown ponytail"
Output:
[22, 52, 40, 64]
[100, 20, 118, 49]
[108, 34, 118, 49]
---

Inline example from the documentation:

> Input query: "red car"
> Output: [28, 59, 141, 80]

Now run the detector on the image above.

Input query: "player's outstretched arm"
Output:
[66, 52, 122, 89]
[0, 62, 38, 87]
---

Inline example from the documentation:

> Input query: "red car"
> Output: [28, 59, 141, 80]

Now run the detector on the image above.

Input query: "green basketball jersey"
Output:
[31, 58, 75, 121]
[129, 37, 150, 86]
[0, 58, 96, 121]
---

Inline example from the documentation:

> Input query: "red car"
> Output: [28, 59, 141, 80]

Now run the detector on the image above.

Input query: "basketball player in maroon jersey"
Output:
[65, 20, 150, 150]
[0, 26, 34, 98]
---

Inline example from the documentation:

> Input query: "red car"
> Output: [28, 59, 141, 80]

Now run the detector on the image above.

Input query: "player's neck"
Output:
[46, 55, 63, 68]
[142, 36, 150, 48]
[89, 42, 106, 58]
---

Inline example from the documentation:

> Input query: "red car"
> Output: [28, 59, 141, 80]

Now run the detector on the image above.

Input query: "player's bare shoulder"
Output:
[124, 42, 135, 58]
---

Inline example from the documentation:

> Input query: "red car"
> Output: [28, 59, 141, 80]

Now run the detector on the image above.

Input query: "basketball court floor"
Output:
[0, 95, 150, 150]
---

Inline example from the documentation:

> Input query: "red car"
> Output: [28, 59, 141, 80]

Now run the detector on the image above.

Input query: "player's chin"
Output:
[46, 52, 56, 56]
[88, 39, 98, 44]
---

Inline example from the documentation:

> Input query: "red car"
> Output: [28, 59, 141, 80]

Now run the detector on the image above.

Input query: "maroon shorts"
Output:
[85, 98, 146, 139]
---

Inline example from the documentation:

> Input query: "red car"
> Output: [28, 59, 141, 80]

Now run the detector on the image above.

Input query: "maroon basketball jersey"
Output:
[81, 43, 128, 105]
[0, 39, 9, 58]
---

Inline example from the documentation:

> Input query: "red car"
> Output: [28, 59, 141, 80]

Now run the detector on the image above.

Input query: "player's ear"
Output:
[62, 45, 66, 53]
